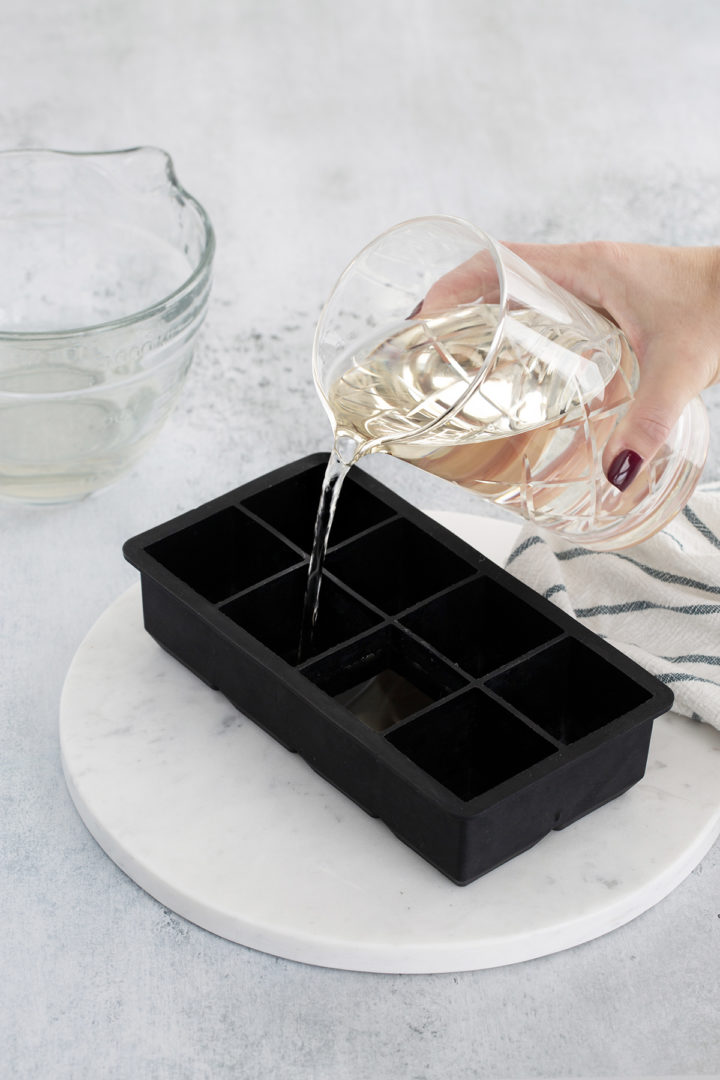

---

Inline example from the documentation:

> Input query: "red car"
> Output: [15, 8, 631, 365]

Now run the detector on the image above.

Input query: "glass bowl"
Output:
[0, 147, 215, 503]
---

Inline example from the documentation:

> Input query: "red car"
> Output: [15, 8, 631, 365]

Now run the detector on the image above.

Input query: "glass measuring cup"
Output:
[313, 216, 708, 550]
[0, 147, 214, 503]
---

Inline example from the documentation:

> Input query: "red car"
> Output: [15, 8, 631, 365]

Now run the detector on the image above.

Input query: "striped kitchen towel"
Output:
[504, 484, 720, 731]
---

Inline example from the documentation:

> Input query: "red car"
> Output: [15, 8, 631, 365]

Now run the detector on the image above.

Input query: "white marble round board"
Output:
[59, 513, 720, 974]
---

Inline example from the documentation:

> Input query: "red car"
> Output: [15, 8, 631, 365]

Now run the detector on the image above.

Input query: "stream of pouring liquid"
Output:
[297, 436, 359, 663]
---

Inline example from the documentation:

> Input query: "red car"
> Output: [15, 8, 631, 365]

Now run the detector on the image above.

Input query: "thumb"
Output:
[602, 337, 705, 490]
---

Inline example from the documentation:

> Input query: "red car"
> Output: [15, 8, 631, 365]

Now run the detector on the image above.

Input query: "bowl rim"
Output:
[0, 146, 216, 347]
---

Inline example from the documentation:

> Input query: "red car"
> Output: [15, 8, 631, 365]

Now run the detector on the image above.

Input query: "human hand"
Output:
[421, 242, 720, 490]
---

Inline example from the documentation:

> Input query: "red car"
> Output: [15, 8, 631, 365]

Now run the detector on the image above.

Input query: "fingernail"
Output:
[407, 300, 423, 319]
[607, 449, 643, 491]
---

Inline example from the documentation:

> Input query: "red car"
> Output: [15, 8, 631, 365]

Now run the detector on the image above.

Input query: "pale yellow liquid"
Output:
[325, 304, 663, 537]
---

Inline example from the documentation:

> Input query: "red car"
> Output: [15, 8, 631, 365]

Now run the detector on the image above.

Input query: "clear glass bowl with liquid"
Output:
[313, 215, 709, 550]
[0, 147, 214, 503]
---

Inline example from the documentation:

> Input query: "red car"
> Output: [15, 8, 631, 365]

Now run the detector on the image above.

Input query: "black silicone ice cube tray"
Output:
[123, 454, 674, 885]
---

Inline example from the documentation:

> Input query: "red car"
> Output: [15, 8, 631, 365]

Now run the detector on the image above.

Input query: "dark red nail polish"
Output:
[407, 300, 423, 319]
[607, 449, 643, 491]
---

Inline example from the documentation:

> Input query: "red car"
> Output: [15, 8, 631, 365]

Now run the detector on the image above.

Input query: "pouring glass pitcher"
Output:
[312, 216, 708, 550]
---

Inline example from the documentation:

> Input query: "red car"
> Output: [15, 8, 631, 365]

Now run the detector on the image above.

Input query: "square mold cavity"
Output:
[147, 506, 300, 603]
[325, 517, 475, 614]
[221, 567, 381, 666]
[387, 689, 557, 802]
[487, 637, 653, 744]
[243, 460, 394, 551]
[303, 624, 467, 732]
[124, 453, 675, 885]
[402, 575, 562, 676]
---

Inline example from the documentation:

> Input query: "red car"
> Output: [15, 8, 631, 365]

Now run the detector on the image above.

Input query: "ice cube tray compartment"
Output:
[386, 689, 558, 802]
[302, 624, 468, 731]
[123, 453, 674, 885]
[221, 566, 382, 665]
[146, 506, 301, 603]
[486, 637, 653, 744]
[401, 575, 563, 677]
[325, 517, 476, 614]
[243, 461, 394, 550]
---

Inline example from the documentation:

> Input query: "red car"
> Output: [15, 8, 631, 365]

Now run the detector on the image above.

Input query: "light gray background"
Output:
[2, 2, 720, 1078]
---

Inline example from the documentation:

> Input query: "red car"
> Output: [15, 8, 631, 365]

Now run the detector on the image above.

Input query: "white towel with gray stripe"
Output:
[504, 484, 720, 732]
